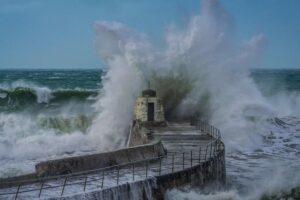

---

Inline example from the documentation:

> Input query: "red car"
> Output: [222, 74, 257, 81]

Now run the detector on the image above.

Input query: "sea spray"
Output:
[90, 0, 300, 199]
[88, 21, 146, 150]
[0, 112, 95, 177]
[91, 0, 270, 151]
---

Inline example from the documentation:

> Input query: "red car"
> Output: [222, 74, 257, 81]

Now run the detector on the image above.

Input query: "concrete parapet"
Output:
[50, 178, 157, 200]
[35, 141, 166, 177]
[48, 143, 226, 200]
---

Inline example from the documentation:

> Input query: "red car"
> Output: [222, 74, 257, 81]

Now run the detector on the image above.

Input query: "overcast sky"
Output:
[0, 0, 300, 69]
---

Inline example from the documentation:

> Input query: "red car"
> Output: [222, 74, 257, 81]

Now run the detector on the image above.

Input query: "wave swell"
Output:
[0, 87, 98, 110]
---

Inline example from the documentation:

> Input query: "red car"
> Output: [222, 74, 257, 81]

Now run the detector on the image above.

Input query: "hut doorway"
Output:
[147, 103, 154, 121]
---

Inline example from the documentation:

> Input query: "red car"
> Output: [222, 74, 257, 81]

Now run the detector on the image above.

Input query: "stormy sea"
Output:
[0, 69, 299, 199]
[1, 0, 300, 199]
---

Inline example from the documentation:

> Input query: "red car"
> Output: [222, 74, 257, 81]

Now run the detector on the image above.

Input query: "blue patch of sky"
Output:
[0, 0, 299, 69]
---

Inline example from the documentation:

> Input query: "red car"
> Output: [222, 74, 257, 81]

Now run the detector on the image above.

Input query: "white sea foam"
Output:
[166, 189, 241, 200]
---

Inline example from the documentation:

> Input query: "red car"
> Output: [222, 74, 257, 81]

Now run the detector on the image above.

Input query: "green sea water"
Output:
[1, 69, 300, 112]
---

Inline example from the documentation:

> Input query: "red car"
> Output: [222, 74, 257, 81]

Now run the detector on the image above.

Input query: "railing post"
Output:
[159, 157, 162, 175]
[214, 140, 217, 155]
[182, 152, 185, 169]
[215, 128, 217, 137]
[199, 147, 201, 164]
[61, 176, 68, 196]
[210, 142, 213, 158]
[172, 153, 175, 173]
[15, 185, 20, 200]
[146, 161, 149, 178]
[83, 176, 88, 191]
[38, 181, 44, 198]
[117, 167, 120, 186]
[101, 170, 105, 188]
[190, 150, 193, 168]
[132, 164, 135, 181]
[205, 145, 208, 161]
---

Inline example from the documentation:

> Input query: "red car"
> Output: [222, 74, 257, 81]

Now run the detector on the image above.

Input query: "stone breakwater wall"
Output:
[36, 141, 166, 177]
[50, 121, 226, 200]
[49, 144, 225, 200]
[0, 141, 165, 188]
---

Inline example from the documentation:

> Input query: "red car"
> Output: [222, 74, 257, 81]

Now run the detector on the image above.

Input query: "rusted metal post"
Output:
[61, 176, 68, 196]
[15, 185, 20, 200]
[83, 176, 87, 191]
[132, 164, 135, 181]
[38, 181, 44, 198]
[101, 170, 105, 188]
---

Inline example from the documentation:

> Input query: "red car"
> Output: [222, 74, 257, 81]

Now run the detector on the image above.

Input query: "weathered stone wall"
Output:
[0, 173, 37, 188]
[127, 121, 151, 147]
[134, 97, 165, 122]
[35, 141, 166, 177]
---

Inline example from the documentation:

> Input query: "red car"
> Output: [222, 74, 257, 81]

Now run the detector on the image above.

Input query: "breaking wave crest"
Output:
[0, 86, 97, 111]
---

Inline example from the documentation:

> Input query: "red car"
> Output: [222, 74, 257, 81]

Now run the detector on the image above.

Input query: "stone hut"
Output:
[134, 89, 166, 126]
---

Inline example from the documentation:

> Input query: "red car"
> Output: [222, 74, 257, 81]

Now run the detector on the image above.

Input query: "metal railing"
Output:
[0, 120, 223, 199]
[195, 120, 222, 140]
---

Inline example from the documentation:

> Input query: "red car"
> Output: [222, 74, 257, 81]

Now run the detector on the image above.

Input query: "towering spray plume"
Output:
[88, 21, 147, 149]
[90, 2, 300, 199]
[90, 0, 270, 151]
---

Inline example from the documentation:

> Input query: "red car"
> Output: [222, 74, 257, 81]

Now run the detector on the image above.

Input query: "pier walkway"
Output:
[0, 121, 223, 199]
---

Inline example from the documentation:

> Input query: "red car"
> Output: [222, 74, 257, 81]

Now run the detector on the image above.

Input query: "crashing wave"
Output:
[0, 87, 98, 111]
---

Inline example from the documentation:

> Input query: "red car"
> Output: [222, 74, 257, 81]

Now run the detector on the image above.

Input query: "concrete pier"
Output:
[0, 120, 225, 199]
